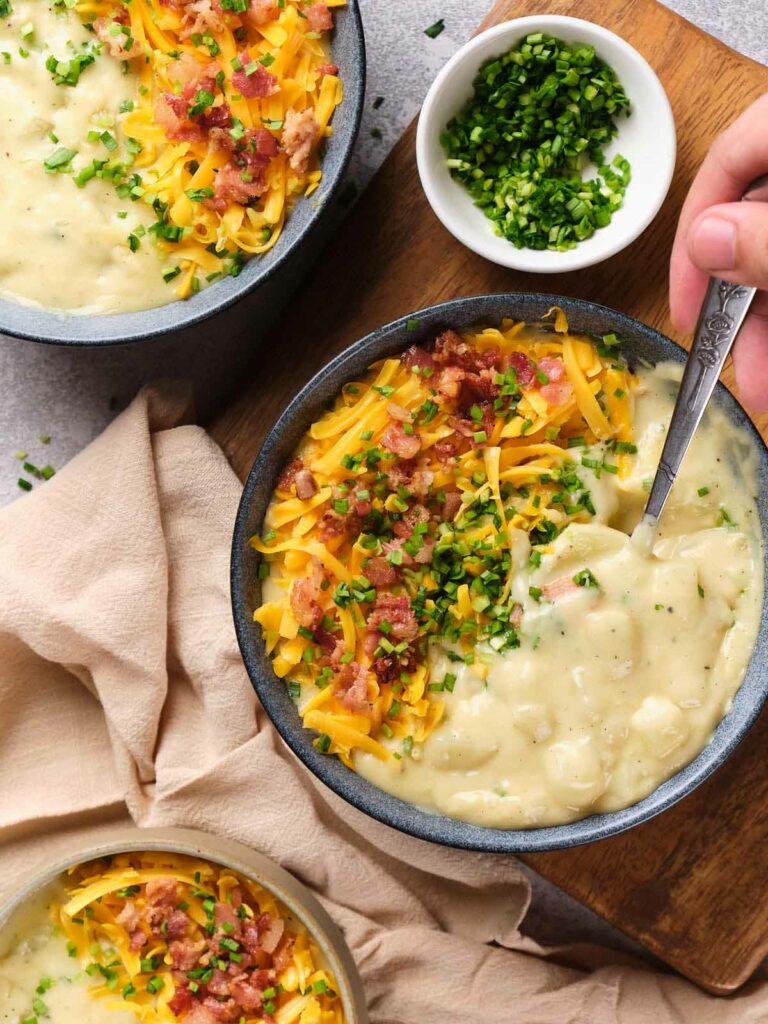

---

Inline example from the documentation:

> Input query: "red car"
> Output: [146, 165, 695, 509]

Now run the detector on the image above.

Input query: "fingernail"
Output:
[692, 216, 737, 271]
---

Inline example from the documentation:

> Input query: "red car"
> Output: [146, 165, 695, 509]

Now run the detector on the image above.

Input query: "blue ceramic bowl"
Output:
[0, 2, 365, 346]
[231, 293, 768, 853]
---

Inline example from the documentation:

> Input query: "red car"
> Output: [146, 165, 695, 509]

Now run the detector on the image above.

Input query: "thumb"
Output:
[687, 202, 768, 291]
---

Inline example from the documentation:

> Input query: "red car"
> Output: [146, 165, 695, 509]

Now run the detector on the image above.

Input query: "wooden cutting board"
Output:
[210, 0, 768, 994]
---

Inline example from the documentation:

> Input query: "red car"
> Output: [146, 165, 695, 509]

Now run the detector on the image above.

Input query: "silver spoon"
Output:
[634, 173, 768, 549]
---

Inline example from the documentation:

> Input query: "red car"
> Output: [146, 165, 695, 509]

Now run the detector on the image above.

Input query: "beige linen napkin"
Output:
[1, 384, 767, 1024]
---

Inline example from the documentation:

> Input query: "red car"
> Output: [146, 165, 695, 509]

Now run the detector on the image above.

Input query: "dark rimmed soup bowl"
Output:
[231, 293, 768, 853]
[0, 1, 364, 346]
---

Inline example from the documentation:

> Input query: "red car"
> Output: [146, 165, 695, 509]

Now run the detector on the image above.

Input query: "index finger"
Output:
[670, 92, 768, 333]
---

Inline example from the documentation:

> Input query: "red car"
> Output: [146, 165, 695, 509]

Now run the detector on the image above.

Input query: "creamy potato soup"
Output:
[356, 364, 763, 827]
[0, 0, 342, 314]
[256, 318, 763, 830]
[0, 1, 172, 314]
[0, 884, 134, 1024]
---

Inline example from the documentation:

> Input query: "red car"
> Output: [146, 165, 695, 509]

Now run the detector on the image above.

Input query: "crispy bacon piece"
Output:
[295, 469, 318, 499]
[537, 356, 567, 382]
[94, 16, 143, 58]
[364, 556, 397, 586]
[282, 108, 319, 174]
[115, 900, 141, 931]
[386, 402, 411, 422]
[290, 564, 324, 629]
[508, 351, 535, 386]
[201, 996, 239, 1022]
[208, 968, 232, 997]
[459, 372, 498, 409]
[434, 441, 457, 464]
[381, 538, 414, 569]
[368, 594, 418, 642]
[316, 62, 339, 76]
[306, 1, 333, 30]
[335, 661, 370, 712]
[441, 488, 462, 521]
[509, 603, 523, 626]
[401, 345, 435, 372]
[245, 0, 277, 26]
[540, 381, 573, 406]
[272, 934, 295, 973]
[541, 576, 579, 601]
[156, 94, 205, 143]
[232, 54, 278, 98]
[146, 877, 178, 907]
[129, 929, 148, 950]
[164, 909, 190, 940]
[168, 985, 196, 1017]
[169, 938, 206, 970]
[230, 974, 264, 1012]
[205, 162, 269, 214]
[214, 901, 239, 932]
[393, 503, 429, 540]
[381, 421, 421, 460]
[184, 1007, 219, 1024]
[436, 366, 465, 401]
[180, 0, 225, 39]
[277, 458, 303, 492]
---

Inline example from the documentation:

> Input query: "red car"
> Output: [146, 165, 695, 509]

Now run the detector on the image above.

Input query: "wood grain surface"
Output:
[210, 0, 768, 993]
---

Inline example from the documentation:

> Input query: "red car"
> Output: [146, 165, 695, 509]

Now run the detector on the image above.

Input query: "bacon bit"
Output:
[129, 929, 148, 951]
[290, 563, 324, 629]
[316, 62, 339, 76]
[207, 968, 232, 997]
[433, 329, 467, 365]
[94, 17, 143, 58]
[205, 162, 268, 213]
[244, 0, 277, 26]
[413, 537, 434, 564]
[354, 495, 372, 518]
[381, 421, 421, 460]
[155, 94, 205, 143]
[434, 441, 457, 464]
[401, 345, 436, 372]
[410, 463, 434, 499]
[214, 901, 239, 931]
[146, 877, 178, 906]
[272, 934, 295, 973]
[115, 900, 141, 932]
[257, 914, 285, 954]
[277, 458, 303, 492]
[393, 503, 429, 540]
[174, 51, 216, 87]
[164, 909, 190, 940]
[318, 510, 345, 541]
[542, 576, 579, 601]
[306, 1, 333, 30]
[509, 603, 523, 626]
[282, 108, 319, 175]
[364, 556, 397, 586]
[229, 886, 243, 910]
[537, 356, 567, 382]
[459, 371, 498, 409]
[180, 0, 225, 39]
[295, 469, 318, 500]
[201, 996, 239, 1022]
[441, 488, 462, 521]
[386, 401, 411, 422]
[335, 661, 370, 712]
[381, 538, 414, 568]
[169, 938, 206, 970]
[540, 381, 573, 406]
[368, 594, 418, 642]
[314, 625, 341, 655]
[436, 366, 465, 401]
[230, 974, 264, 1012]
[198, 102, 232, 131]
[232, 55, 278, 98]
[184, 1007, 220, 1024]
[508, 351, 535, 386]
[168, 985, 195, 1017]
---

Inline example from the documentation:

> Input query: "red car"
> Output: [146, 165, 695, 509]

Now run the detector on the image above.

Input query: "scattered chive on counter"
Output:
[441, 32, 632, 251]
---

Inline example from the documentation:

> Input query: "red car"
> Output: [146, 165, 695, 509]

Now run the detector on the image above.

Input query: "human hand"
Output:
[670, 93, 768, 410]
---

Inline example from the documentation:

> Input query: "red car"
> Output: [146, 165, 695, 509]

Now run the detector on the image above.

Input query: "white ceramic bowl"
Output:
[0, 826, 369, 1023]
[416, 15, 676, 273]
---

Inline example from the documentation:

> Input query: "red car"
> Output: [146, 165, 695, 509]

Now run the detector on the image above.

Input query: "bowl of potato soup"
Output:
[0, 0, 364, 344]
[0, 827, 368, 1024]
[231, 293, 768, 853]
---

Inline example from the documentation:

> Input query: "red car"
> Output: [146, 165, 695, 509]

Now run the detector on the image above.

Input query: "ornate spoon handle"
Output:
[642, 278, 757, 524]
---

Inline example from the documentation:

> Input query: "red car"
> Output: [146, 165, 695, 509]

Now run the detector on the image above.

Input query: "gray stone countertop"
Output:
[0, 0, 766, 964]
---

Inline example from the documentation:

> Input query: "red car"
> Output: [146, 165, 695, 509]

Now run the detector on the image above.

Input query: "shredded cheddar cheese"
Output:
[253, 311, 638, 766]
[70, 0, 344, 295]
[55, 852, 345, 1024]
